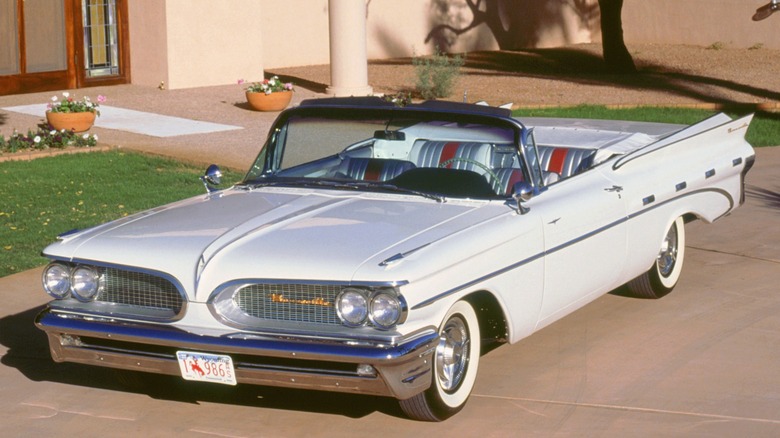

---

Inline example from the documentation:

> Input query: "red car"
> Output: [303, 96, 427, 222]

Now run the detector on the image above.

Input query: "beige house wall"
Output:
[128, 0, 265, 89]
[127, 0, 779, 90]
[621, 0, 780, 49]
[127, 0, 169, 87]
[261, 0, 331, 69]
[260, 0, 600, 68]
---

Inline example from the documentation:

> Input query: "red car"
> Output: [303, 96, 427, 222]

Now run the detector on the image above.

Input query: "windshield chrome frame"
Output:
[244, 100, 539, 195]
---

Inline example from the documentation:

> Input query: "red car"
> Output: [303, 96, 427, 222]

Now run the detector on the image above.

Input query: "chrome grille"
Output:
[234, 284, 340, 325]
[98, 268, 183, 313]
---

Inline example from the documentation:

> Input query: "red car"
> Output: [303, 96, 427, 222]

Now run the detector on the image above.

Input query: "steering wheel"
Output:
[439, 157, 501, 192]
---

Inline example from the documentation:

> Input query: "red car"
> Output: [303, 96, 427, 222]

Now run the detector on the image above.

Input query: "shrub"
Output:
[413, 47, 465, 100]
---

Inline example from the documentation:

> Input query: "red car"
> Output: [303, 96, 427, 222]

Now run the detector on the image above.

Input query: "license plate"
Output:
[176, 350, 237, 386]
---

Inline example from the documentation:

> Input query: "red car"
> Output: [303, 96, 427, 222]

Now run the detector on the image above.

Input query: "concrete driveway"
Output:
[1, 146, 778, 437]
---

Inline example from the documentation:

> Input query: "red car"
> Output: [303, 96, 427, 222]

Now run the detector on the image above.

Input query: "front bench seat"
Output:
[338, 157, 416, 181]
[409, 141, 493, 172]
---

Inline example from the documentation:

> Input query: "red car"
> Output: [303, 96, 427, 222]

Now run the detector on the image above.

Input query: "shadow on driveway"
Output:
[0, 306, 403, 419]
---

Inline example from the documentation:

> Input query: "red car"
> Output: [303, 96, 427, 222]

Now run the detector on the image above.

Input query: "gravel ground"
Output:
[274, 43, 780, 109]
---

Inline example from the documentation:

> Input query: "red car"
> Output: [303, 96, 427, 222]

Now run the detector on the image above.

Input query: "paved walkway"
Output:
[0, 84, 326, 171]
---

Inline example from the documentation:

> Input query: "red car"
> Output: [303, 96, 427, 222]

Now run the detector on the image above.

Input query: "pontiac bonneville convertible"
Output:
[36, 97, 755, 421]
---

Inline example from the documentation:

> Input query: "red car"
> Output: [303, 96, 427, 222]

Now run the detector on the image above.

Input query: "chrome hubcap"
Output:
[436, 315, 470, 392]
[657, 223, 679, 277]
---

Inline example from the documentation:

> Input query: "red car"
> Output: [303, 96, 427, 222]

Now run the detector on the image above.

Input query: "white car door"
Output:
[530, 169, 628, 329]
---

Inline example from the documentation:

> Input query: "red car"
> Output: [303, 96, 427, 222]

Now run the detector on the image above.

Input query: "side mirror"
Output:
[201, 164, 223, 193]
[510, 181, 534, 214]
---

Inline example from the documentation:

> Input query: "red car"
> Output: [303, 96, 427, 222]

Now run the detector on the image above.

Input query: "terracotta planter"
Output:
[46, 111, 97, 133]
[246, 91, 292, 111]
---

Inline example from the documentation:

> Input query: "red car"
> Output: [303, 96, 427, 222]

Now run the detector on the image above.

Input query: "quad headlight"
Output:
[42, 263, 71, 299]
[336, 288, 369, 326]
[336, 288, 406, 329]
[42, 262, 102, 302]
[368, 291, 403, 329]
[70, 266, 102, 302]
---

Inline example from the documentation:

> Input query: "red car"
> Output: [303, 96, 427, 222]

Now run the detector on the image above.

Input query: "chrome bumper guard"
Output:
[35, 308, 438, 400]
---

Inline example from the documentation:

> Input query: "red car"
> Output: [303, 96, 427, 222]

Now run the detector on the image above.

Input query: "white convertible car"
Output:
[36, 97, 755, 421]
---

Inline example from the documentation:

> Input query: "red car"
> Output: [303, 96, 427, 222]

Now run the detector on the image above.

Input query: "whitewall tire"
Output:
[399, 300, 481, 421]
[627, 216, 686, 299]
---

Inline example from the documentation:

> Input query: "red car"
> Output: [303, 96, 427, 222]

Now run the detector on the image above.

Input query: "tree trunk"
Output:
[598, 0, 636, 73]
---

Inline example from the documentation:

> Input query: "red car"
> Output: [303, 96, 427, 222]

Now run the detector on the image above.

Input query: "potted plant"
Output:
[46, 92, 105, 133]
[240, 76, 294, 111]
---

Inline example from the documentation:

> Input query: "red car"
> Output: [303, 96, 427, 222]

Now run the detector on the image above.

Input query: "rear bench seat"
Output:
[341, 142, 597, 196]
[494, 146, 597, 195]
[537, 146, 596, 179]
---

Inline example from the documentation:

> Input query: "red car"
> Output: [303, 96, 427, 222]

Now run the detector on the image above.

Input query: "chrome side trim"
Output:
[412, 187, 735, 310]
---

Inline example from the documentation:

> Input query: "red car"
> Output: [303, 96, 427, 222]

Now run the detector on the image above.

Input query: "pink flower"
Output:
[97, 95, 106, 103]
[237, 79, 245, 85]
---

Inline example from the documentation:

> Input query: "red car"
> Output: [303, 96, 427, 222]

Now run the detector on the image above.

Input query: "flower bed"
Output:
[0, 125, 98, 155]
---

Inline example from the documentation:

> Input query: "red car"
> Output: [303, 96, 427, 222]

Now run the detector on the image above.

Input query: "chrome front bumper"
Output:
[35, 308, 438, 400]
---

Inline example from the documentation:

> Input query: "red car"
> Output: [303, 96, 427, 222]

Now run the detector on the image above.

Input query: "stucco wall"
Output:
[128, 0, 780, 89]
[129, 0, 266, 89]
[261, 0, 330, 69]
[621, 0, 780, 49]
[164, 0, 265, 89]
[127, 0, 169, 87]
[260, 0, 599, 69]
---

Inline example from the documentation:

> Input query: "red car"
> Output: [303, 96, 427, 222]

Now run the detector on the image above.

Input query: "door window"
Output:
[82, 0, 119, 77]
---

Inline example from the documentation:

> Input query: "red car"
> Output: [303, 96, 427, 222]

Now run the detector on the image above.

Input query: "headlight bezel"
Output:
[368, 290, 404, 330]
[336, 288, 369, 327]
[70, 265, 103, 302]
[42, 262, 104, 302]
[42, 262, 72, 299]
[336, 287, 407, 330]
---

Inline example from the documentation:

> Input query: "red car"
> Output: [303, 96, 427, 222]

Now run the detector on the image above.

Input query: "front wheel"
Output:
[627, 216, 686, 299]
[399, 300, 481, 421]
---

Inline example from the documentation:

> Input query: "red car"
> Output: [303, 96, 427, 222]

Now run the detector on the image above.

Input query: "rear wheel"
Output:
[627, 216, 686, 299]
[399, 300, 481, 421]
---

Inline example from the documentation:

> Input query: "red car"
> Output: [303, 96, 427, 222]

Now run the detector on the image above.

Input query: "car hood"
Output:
[45, 187, 501, 301]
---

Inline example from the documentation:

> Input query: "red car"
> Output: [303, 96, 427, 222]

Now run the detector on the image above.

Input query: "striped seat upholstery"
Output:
[493, 168, 526, 196]
[537, 146, 596, 178]
[410, 141, 493, 172]
[339, 158, 416, 181]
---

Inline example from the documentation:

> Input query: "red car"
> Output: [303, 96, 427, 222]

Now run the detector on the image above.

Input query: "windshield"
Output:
[244, 111, 527, 200]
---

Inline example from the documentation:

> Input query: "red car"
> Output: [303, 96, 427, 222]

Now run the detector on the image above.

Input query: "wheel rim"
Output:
[435, 315, 470, 393]
[657, 223, 679, 278]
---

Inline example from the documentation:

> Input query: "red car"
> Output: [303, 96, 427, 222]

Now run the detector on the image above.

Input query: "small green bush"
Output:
[413, 47, 465, 100]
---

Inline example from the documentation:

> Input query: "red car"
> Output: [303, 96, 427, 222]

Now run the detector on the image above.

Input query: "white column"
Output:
[326, 0, 373, 96]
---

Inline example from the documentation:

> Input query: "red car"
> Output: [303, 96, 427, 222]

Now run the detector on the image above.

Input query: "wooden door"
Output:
[0, 0, 128, 96]
[0, 0, 74, 95]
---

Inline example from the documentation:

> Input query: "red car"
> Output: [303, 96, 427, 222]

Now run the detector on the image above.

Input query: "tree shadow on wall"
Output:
[425, 0, 600, 51]
[375, 0, 779, 112]
[372, 47, 780, 118]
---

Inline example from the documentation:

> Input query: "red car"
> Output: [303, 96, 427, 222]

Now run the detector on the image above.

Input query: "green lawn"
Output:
[514, 105, 780, 147]
[0, 150, 243, 277]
